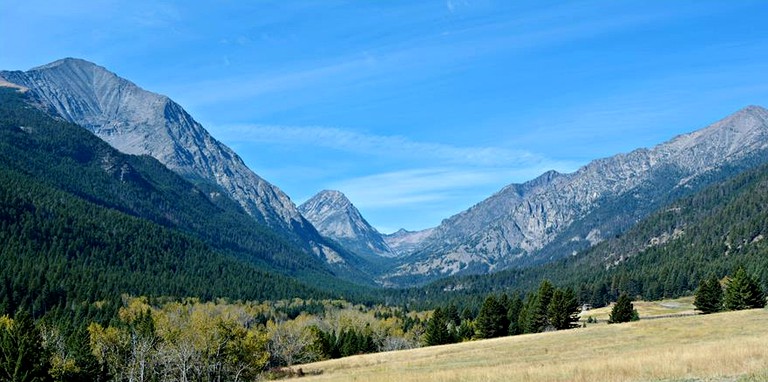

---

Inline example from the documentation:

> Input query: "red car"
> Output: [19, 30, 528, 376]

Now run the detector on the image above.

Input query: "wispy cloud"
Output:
[216, 124, 541, 167]
[330, 165, 573, 210]
[217, 124, 581, 219]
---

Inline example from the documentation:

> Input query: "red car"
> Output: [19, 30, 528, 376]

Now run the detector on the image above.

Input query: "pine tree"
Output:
[0, 310, 52, 382]
[506, 296, 523, 335]
[609, 293, 636, 324]
[474, 295, 509, 339]
[524, 280, 554, 333]
[724, 268, 766, 311]
[424, 308, 454, 346]
[444, 304, 460, 327]
[693, 275, 723, 314]
[547, 287, 580, 330]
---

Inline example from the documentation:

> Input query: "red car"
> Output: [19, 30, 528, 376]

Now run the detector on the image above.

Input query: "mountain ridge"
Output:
[299, 190, 395, 258]
[0, 86, 362, 308]
[385, 105, 768, 285]
[0, 58, 366, 271]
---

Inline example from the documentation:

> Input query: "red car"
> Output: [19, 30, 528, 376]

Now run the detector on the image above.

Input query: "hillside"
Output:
[0, 87, 374, 318]
[386, 106, 768, 285]
[299, 309, 768, 382]
[0, 58, 373, 278]
[405, 158, 768, 308]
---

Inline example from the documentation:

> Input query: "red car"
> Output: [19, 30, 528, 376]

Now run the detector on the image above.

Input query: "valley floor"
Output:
[297, 309, 768, 382]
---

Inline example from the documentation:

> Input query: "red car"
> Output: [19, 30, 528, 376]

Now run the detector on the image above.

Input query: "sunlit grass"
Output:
[297, 309, 768, 382]
[580, 296, 697, 323]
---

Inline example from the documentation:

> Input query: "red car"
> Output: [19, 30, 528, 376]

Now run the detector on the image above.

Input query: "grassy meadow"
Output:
[580, 296, 697, 323]
[297, 308, 768, 382]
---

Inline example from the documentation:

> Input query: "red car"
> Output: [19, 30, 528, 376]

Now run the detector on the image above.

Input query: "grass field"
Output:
[580, 296, 697, 323]
[297, 308, 768, 382]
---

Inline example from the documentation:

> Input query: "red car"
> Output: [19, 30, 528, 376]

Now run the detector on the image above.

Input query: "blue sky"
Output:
[3, 1, 768, 233]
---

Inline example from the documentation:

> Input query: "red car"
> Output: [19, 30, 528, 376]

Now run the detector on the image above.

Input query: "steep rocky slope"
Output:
[383, 228, 436, 257]
[386, 106, 768, 284]
[0, 58, 353, 267]
[299, 190, 394, 258]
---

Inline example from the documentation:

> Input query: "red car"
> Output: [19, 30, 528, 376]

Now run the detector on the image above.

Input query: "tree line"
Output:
[694, 267, 766, 314]
[423, 280, 581, 346]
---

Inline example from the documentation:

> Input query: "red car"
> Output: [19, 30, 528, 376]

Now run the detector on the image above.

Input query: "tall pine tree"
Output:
[547, 288, 580, 330]
[0, 310, 51, 382]
[724, 268, 766, 311]
[474, 295, 509, 339]
[693, 275, 723, 314]
[424, 308, 455, 346]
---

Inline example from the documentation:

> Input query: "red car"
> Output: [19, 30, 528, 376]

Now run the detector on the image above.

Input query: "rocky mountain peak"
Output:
[0, 58, 352, 266]
[300, 190, 395, 258]
[306, 190, 353, 210]
[385, 105, 768, 285]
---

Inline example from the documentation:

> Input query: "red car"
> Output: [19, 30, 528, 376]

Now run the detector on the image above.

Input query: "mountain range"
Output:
[381, 105, 768, 285]
[3, 58, 768, 291]
[0, 58, 372, 278]
[0, 86, 372, 315]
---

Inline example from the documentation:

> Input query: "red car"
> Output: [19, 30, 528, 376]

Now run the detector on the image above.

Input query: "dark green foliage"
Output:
[474, 295, 509, 339]
[522, 280, 554, 333]
[609, 293, 636, 324]
[312, 327, 379, 359]
[547, 288, 580, 330]
[724, 268, 766, 311]
[0, 310, 51, 382]
[444, 304, 460, 328]
[51, 328, 102, 382]
[398, 157, 768, 310]
[506, 295, 524, 335]
[0, 88, 381, 325]
[693, 275, 723, 314]
[423, 308, 456, 346]
[456, 319, 474, 341]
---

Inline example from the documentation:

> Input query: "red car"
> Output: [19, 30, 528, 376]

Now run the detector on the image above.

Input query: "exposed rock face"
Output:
[0, 58, 345, 264]
[383, 228, 435, 257]
[387, 106, 768, 283]
[299, 190, 395, 258]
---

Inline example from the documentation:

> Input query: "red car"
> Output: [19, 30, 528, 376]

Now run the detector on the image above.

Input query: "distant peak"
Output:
[317, 189, 346, 198]
[735, 105, 768, 116]
[30, 57, 102, 72]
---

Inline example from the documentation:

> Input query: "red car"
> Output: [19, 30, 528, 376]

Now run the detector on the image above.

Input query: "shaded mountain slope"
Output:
[0, 58, 367, 273]
[0, 87, 373, 310]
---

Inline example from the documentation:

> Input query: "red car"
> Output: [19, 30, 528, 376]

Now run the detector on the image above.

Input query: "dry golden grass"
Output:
[580, 296, 697, 323]
[297, 309, 768, 382]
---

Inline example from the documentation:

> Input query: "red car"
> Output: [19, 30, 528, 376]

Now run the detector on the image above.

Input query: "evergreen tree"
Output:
[0, 310, 52, 382]
[444, 304, 461, 328]
[547, 288, 580, 330]
[724, 268, 766, 311]
[506, 296, 524, 335]
[523, 280, 555, 333]
[693, 275, 723, 314]
[474, 295, 509, 339]
[424, 308, 454, 346]
[457, 319, 474, 341]
[609, 293, 636, 324]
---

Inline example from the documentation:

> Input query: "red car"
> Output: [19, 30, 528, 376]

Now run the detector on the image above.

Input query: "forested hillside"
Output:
[0, 87, 375, 321]
[405, 160, 768, 308]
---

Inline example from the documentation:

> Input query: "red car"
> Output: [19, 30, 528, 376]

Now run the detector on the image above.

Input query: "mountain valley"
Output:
[2, 58, 768, 297]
